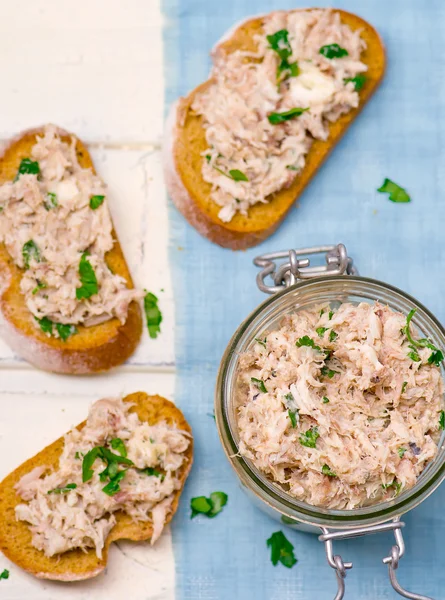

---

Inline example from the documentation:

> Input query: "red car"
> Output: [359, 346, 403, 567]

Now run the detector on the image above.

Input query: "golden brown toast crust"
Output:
[166, 9, 386, 250]
[0, 392, 193, 581]
[0, 126, 142, 373]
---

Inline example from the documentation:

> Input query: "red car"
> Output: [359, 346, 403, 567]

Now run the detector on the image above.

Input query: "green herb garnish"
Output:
[296, 336, 321, 351]
[268, 107, 309, 125]
[110, 438, 127, 458]
[142, 467, 165, 481]
[76, 252, 98, 300]
[299, 427, 319, 448]
[229, 169, 248, 182]
[344, 74, 366, 90]
[251, 377, 267, 393]
[322, 396, 330, 404]
[382, 480, 402, 494]
[35, 316, 53, 335]
[319, 43, 349, 59]
[322, 464, 336, 477]
[288, 409, 298, 428]
[398, 447, 407, 458]
[32, 280, 47, 295]
[267, 29, 299, 84]
[377, 178, 411, 203]
[144, 291, 163, 339]
[82, 445, 133, 483]
[316, 327, 328, 337]
[102, 471, 126, 496]
[56, 323, 77, 341]
[22, 240, 42, 269]
[48, 483, 77, 494]
[284, 392, 294, 402]
[403, 308, 443, 365]
[408, 350, 421, 362]
[439, 410, 445, 430]
[328, 310, 334, 319]
[44, 192, 58, 210]
[0, 569, 9, 580]
[255, 337, 267, 348]
[321, 367, 337, 378]
[15, 158, 40, 181]
[266, 531, 297, 568]
[191, 492, 228, 518]
[89, 195, 105, 209]
[329, 330, 338, 342]
[401, 381, 408, 394]
[428, 349, 444, 367]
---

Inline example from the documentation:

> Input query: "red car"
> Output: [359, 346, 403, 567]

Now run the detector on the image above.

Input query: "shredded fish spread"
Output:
[237, 303, 445, 510]
[192, 9, 367, 222]
[15, 398, 191, 558]
[0, 125, 142, 336]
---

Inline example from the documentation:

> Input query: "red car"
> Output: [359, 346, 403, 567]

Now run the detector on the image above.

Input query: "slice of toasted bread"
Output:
[165, 9, 386, 250]
[0, 126, 142, 373]
[0, 392, 193, 581]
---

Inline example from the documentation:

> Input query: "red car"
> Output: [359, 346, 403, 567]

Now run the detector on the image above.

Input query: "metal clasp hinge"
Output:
[254, 243, 357, 294]
[319, 518, 433, 600]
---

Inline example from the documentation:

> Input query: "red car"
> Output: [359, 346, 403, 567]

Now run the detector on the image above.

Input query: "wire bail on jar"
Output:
[254, 243, 357, 294]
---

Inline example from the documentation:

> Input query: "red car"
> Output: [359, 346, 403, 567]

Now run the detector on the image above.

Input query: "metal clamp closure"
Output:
[319, 518, 433, 600]
[254, 243, 357, 294]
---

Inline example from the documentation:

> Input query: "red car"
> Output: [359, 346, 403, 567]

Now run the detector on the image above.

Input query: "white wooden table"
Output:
[0, 1, 176, 598]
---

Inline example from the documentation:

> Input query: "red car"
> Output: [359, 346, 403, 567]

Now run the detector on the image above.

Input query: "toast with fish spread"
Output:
[0, 392, 193, 581]
[0, 125, 143, 373]
[165, 9, 385, 249]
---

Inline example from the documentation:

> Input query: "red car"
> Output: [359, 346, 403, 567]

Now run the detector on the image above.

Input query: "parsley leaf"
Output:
[321, 367, 337, 378]
[296, 336, 321, 351]
[110, 438, 127, 458]
[268, 107, 308, 125]
[82, 445, 133, 483]
[266, 531, 297, 568]
[403, 308, 443, 365]
[284, 392, 294, 403]
[408, 350, 421, 362]
[48, 483, 77, 494]
[428, 349, 444, 367]
[0, 569, 9, 580]
[142, 467, 165, 481]
[382, 480, 402, 495]
[35, 316, 53, 335]
[22, 240, 42, 269]
[440, 410, 445, 430]
[267, 29, 292, 60]
[344, 74, 366, 90]
[329, 330, 338, 342]
[322, 396, 330, 404]
[299, 427, 319, 448]
[319, 43, 349, 58]
[251, 377, 267, 393]
[102, 471, 126, 496]
[328, 310, 334, 319]
[89, 195, 105, 209]
[144, 291, 163, 339]
[401, 381, 408, 394]
[15, 158, 40, 181]
[316, 327, 328, 337]
[32, 280, 46, 295]
[255, 337, 267, 348]
[322, 464, 336, 477]
[228, 169, 249, 182]
[288, 409, 298, 428]
[190, 492, 228, 518]
[377, 178, 411, 203]
[44, 192, 58, 210]
[56, 323, 77, 341]
[398, 447, 407, 458]
[76, 252, 98, 300]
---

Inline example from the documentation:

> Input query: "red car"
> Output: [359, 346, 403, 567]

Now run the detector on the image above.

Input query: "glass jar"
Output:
[215, 245, 445, 600]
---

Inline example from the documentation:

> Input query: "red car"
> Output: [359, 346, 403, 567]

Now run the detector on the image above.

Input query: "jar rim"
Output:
[215, 274, 445, 528]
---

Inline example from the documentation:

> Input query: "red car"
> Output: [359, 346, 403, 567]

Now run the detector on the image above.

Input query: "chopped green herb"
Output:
[254, 337, 267, 348]
[15, 158, 40, 180]
[398, 447, 407, 458]
[403, 308, 443, 365]
[268, 107, 309, 125]
[75, 451, 82, 460]
[35, 316, 53, 335]
[440, 411, 445, 430]
[319, 43, 349, 59]
[144, 291, 163, 339]
[316, 327, 328, 337]
[32, 280, 47, 295]
[321, 367, 337, 378]
[401, 381, 408, 394]
[288, 409, 298, 428]
[82, 445, 133, 483]
[89, 195, 105, 209]
[48, 483, 77, 494]
[56, 323, 77, 341]
[44, 192, 58, 210]
[267, 30, 292, 60]
[377, 178, 411, 203]
[382, 480, 402, 495]
[102, 471, 126, 496]
[322, 464, 336, 477]
[266, 531, 297, 568]
[22, 240, 42, 269]
[251, 377, 267, 393]
[299, 427, 319, 448]
[428, 349, 444, 367]
[190, 492, 228, 518]
[228, 169, 248, 182]
[284, 392, 294, 403]
[286, 165, 299, 171]
[296, 336, 321, 351]
[319, 309, 325, 317]
[76, 252, 98, 300]
[408, 350, 421, 362]
[0, 569, 9, 580]
[111, 438, 127, 458]
[322, 396, 330, 404]
[328, 310, 334, 320]
[142, 467, 165, 482]
[205, 154, 211, 162]
[329, 330, 338, 342]
[278, 59, 299, 82]
[344, 74, 366, 90]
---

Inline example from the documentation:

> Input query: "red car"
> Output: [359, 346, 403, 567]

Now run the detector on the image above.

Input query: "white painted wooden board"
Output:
[0, 0, 177, 598]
